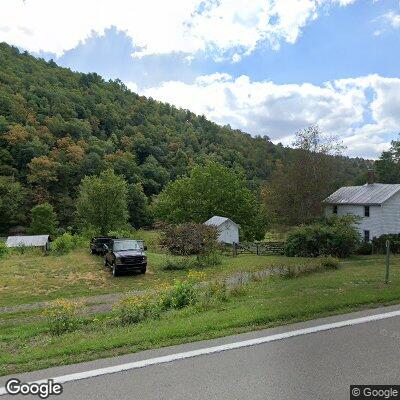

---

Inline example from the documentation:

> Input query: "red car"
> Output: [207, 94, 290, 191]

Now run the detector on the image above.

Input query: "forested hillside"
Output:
[0, 42, 369, 232]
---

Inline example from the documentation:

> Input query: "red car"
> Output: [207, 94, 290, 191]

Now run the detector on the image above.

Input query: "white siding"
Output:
[381, 191, 400, 234]
[217, 221, 239, 244]
[325, 204, 382, 239]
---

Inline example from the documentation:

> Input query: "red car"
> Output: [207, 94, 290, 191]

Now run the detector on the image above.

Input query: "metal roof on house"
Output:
[204, 216, 238, 227]
[6, 235, 51, 248]
[324, 183, 400, 205]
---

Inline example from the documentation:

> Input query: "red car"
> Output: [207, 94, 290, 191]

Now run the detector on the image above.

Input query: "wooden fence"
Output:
[232, 241, 285, 256]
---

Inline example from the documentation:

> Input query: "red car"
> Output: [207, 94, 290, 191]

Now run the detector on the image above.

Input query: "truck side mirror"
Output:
[144, 245, 148, 251]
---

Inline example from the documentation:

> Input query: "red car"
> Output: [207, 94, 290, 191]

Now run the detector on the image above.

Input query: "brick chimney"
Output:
[367, 169, 375, 185]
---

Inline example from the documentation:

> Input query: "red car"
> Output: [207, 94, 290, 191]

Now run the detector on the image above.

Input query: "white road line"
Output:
[1, 308, 400, 396]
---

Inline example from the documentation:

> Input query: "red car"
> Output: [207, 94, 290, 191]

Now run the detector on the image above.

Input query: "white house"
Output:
[6, 235, 52, 251]
[204, 216, 239, 244]
[324, 181, 400, 242]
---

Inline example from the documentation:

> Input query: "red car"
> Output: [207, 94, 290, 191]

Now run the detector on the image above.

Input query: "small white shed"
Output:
[204, 216, 239, 244]
[6, 235, 52, 251]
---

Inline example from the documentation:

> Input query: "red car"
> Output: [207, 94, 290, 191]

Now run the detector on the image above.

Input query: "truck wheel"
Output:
[104, 257, 108, 267]
[140, 266, 146, 274]
[112, 264, 119, 277]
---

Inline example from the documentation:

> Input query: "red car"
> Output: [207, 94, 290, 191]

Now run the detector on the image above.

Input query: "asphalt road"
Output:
[1, 305, 400, 400]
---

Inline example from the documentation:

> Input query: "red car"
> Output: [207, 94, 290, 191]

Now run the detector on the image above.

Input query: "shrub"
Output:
[44, 299, 81, 335]
[72, 234, 88, 248]
[284, 216, 360, 258]
[115, 294, 160, 325]
[107, 228, 136, 239]
[51, 233, 75, 254]
[372, 234, 400, 254]
[205, 280, 228, 302]
[191, 252, 222, 269]
[159, 279, 197, 310]
[357, 242, 373, 255]
[0, 241, 8, 259]
[159, 223, 218, 256]
[319, 256, 340, 269]
[161, 258, 191, 271]
[161, 252, 222, 271]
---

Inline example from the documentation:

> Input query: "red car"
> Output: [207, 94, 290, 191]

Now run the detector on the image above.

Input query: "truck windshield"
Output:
[113, 240, 140, 252]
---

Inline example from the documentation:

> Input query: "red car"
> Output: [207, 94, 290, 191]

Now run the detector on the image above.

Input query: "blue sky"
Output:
[1, 0, 400, 158]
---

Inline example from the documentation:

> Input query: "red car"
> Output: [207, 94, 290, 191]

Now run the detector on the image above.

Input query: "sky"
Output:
[0, 0, 400, 158]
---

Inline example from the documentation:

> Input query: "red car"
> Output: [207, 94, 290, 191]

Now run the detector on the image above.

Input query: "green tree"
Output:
[376, 138, 400, 183]
[76, 169, 129, 235]
[0, 176, 27, 232]
[154, 162, 266, 240]
[28, 203, 58, 235]
[127, 183, 153, 229]
[263, 125, 345, 225]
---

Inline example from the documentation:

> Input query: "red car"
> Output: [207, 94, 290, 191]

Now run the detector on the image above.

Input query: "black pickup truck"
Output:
[103, 238, 147, 277]
[90, 236, 117, 255]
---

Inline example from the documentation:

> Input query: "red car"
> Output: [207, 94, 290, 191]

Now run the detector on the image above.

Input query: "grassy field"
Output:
[1, 252, 400, 376]
[0, 241, 317, 307]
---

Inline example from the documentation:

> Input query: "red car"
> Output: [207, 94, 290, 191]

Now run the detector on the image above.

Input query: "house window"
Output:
[364, 230, 370, 242]
[333, 205, 338, 214]
[364, 206, 370, 217]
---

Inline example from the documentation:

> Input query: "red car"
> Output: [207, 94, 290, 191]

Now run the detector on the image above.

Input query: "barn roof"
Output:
[324, 183, 400, 205]
[204, 216, 238, 227]
[6, 235, 51, 248]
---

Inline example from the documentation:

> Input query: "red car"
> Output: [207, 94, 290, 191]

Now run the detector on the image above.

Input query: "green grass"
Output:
[0, 244, 316, 307]
[1, 253, 400, 376]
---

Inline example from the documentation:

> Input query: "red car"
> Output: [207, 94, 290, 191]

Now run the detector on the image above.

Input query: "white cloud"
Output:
[383, 11, 400, 28]
[0, 0, 355, 59]
[133, 73, 400, 158]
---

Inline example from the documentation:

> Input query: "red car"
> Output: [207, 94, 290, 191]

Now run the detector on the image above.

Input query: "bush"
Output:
[72, 234, 88, 248]
[319, 256, 340, 269]
[51, 233, 75, 254]
[161, 258, 191, 271]
[284, 216, 360, 258]
[372, 234, 400, 254]
[160, 252, 222, 271]
[115, 294, 160, 325]
[159, 279, 197, 310]
[192, 252, 222, 269]
[44, 299, 81, 335]
[0, 241, 8, 259]
[107, 228, 136, 239]
[159, 223, 218, 256]
[205, 280, 228, 302]
[357, 242, 373, 255]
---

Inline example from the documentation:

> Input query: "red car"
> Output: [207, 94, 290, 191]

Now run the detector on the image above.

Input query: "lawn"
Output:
[0, 237, 316, 308]
[1, 252, 400, 376]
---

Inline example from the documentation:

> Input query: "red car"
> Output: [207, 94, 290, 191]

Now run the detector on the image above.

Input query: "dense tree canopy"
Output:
[0, 42, 369, 233]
